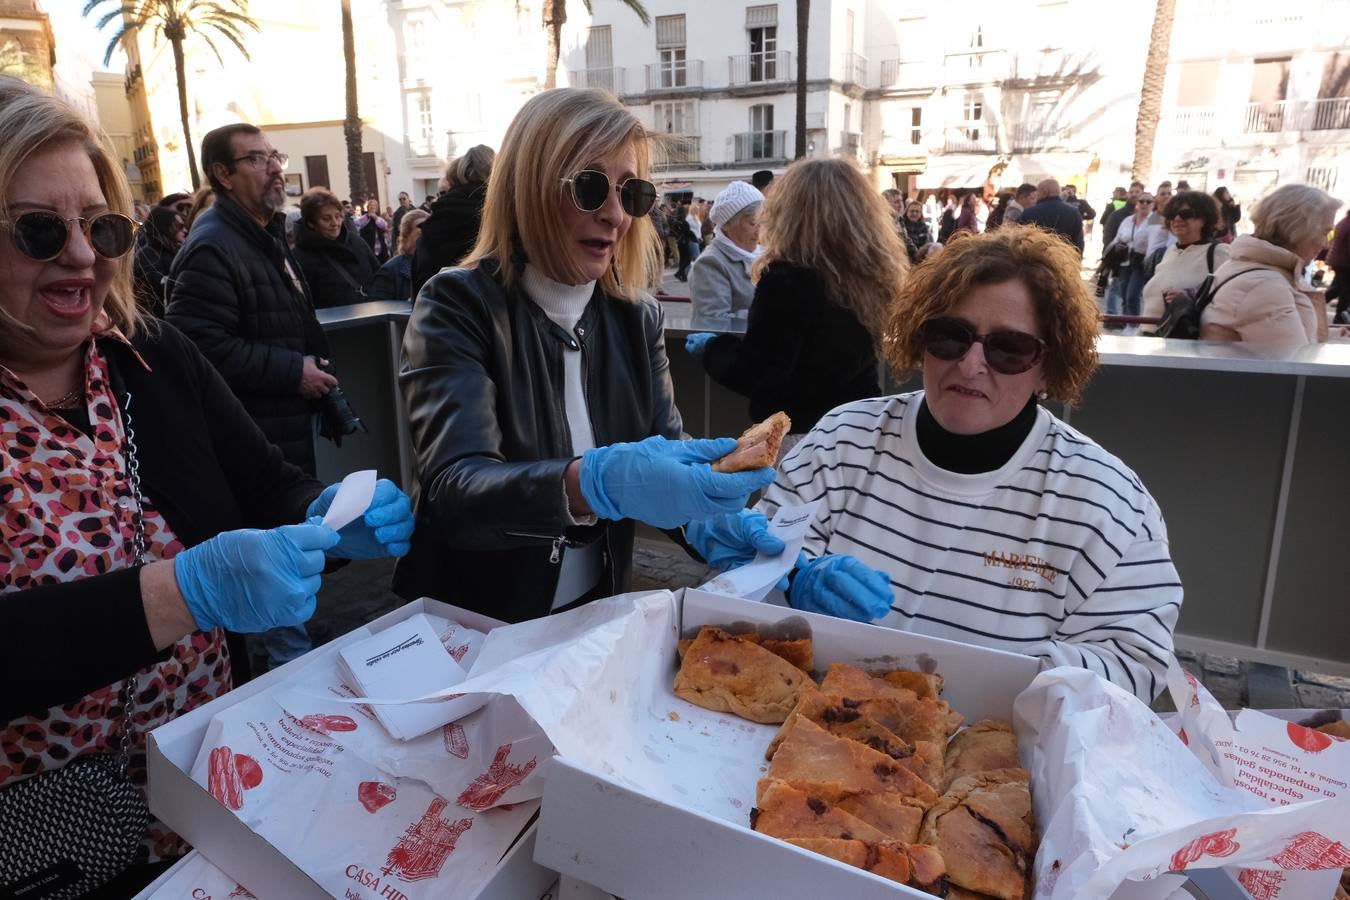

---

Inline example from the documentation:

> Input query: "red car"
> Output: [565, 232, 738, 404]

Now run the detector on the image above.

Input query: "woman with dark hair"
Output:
[955, 192, 980, 235]
[396, 88, 774, 622]
[132, 206, 185, 317]
[292, 187, 380, 308]
[1140, 190, 1230, 329]
[412, 144, 495, 298]
[1212, 187, 1241, 243]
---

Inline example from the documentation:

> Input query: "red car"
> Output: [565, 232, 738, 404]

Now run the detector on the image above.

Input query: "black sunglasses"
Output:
[562, 170, 658, 217]
[918, 317, 1046, 376]
[3, 211, 136, 262]
[1165, 209, 1199, 221]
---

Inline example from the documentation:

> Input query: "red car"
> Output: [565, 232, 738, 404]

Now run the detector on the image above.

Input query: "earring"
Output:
[1036, 390, 1048, 401]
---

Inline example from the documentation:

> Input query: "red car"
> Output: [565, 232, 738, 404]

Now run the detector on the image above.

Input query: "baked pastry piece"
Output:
[820, 663, 964, 745]
[920, 771, 1037, 900]
[750, 779, 888, 842]
[944, 720, 1022, 789]
[834, 792, 928, 843]
[880, 669, 945, 700]
[764, 717, 938, 807]
[676, 630, 813, 674]
[1317, 719, 1350, 740]
[712, 412, 791, 472]
[673, 626, 815, 723]
[785, 838, 947, 892]
[821, 663, 918, 704]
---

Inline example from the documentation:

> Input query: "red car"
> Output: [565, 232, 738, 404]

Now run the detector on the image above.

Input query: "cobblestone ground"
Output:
[271, 540, 1350, 715]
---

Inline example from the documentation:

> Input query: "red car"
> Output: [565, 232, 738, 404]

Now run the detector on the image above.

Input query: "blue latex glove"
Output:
[685, 332, 716, 358]
[175, 520, 340, 633]
[789, 553, 894, 622]
[686, 510, 785, 571]
[307, 478, 415, 559]
[580, 436, 776, 529]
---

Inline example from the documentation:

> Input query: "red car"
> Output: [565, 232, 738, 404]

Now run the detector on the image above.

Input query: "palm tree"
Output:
[794, 0, 808, 159]
[541, 0, 649, 91]
[84, 0, 259, 191]
[1131, 0, 1176, 183]
[341, 0, 365, 205]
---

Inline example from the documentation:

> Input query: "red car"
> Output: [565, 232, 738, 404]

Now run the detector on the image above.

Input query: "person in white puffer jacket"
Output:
[1140, 190, 1230, 330]
[1199, 184, 1341, 346]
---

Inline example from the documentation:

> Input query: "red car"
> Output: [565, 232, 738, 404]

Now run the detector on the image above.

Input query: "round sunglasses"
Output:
[918, 317, 1046, 375]
[562, 170, 658, 218]
[2, 211, 137, 262]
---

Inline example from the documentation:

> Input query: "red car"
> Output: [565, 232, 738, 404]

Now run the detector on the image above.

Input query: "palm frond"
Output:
[205, 21, 252, 61]
[619, 0, 651, 25]
[100, 27, 128, 66]
[197, 28, 224, 65]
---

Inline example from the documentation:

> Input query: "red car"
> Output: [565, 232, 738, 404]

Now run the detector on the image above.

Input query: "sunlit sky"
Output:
[41, 0, 126, 74]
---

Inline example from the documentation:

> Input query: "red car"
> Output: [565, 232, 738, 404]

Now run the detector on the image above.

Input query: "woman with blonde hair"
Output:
[692, 229, 1181, 703]
[396, 88, 775, 622]
[412, 143, 496, 296]
[0, 76, 410, 893]
[685, 157, 908, 446]
[1200, 183, 1341, 345]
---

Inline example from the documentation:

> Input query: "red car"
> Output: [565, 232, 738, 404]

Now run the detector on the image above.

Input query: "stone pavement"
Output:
[274, 538, 1350, 715]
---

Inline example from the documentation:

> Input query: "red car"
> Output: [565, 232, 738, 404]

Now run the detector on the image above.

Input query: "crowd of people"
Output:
[1, 70, 1346, 895]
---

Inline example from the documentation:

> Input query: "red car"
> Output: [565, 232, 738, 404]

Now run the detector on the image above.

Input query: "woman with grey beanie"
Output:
[689, 180, 763, 318]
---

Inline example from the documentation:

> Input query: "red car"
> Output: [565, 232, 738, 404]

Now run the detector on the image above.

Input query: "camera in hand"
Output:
[316, 359, 367, 446]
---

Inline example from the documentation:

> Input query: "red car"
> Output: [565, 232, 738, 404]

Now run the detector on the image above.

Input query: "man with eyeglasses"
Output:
[166, 123, 341, 669]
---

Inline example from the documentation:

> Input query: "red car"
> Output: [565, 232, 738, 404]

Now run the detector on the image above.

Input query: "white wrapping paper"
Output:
[1013, 665, 1350, 900]
[138, 851, 255, 899]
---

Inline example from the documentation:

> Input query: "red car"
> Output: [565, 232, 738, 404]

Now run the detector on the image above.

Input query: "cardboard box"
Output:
[534, 589, 1042, 899]
[147, 598, 555, 899]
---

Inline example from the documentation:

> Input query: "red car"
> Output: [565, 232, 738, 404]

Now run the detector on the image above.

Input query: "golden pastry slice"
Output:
[920, 771, 1037, 900]
[765, 718, 938, 807]
[821, 663, 919, 704]
[712, 411, 792, 472]
[835, 792, 927, 843]
[673, 626, 815, 723]
[785, 838, 947, 892]
[880, 669, 945, 700]
[750, 779, 887, 842]
[944, 720, 1022, 790]
[675, 630, 813, 674]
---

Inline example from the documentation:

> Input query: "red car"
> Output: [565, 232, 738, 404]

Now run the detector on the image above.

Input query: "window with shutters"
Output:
[909, 106, 923, 145]
[747, 5, 778, 82]
[584, 26, 616, 91]
[654, 100, 696, 135]
[416, 93, 434, 143]
[655, 15, 687, 88]
[962, 94, 983, 140]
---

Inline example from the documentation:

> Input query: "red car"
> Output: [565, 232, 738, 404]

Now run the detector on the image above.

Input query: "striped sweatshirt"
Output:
[760, 392, 1182, 701]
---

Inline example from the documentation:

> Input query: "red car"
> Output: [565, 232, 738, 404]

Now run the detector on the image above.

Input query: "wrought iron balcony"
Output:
[730, 130, 788, 163]
[729, 51, 792, 86]
[655, 135, 703, 169]
[584, 67, 625, 94]
[646, 59, 703, 92]
[841, 53, 868, 87]
[1008, 123, 1073, 152]
[943, 126, 998, 154]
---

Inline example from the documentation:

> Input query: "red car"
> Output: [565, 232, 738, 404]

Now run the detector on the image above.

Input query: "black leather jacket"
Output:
[393, 263, 683, 622]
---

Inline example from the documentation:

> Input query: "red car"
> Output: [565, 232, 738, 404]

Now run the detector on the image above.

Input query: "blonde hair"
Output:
[885, 229, 1100, 405]
[753, 157, 908, 344]
[1250, 183, 1341, 253]
[463, 90, 658, 297]
[0, 76, 138, 344]
[445, 145, 495, 188]
[400, 207, 429, 243]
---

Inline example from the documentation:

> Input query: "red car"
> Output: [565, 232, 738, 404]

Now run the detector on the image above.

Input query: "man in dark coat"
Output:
[167, 123, 343, 667]
[411, 180, 487, 298]
[1016, 178, 1085, 254]
[390, 191, 413, 253]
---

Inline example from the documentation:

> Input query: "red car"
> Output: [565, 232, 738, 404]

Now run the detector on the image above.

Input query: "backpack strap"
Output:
[1206, 241, 1216, 273]
[1197, 267, 1265, 315]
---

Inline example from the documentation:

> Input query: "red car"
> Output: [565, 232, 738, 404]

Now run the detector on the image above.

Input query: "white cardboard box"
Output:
[146, 598, 556, 900]
[534, 588, 1043, 899]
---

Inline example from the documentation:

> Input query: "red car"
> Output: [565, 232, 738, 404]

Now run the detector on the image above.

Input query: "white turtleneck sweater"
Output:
[520, 265, 604, 609]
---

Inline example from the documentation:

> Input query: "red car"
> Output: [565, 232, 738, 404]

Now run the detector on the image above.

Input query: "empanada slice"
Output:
[821, 663, 918, 704]
[944, 720, 1022, 789]
[673, 626, 816, 723]
[713, 412, 792, 472]
[750, 779, 887, 843]
[676, 629, 813, 674]
[785, 838, 946, 892]
[880, 669, 945, 699]
[765, 718, 938, 806]
[920, 771, 1037, 900]
[835, 792, 927, 843]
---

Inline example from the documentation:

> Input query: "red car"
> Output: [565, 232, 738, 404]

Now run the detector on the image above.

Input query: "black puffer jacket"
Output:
[393, 263, 683, 622]
[411, 183, 487, 298]
[701, 261, 881, 433]
[166, 194, 329, 473]
[292, 220, 380, 309]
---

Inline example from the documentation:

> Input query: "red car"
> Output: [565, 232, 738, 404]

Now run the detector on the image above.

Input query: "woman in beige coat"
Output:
[1200, 184, 1340, 346]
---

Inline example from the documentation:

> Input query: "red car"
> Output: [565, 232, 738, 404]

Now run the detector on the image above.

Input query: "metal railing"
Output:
[1242, 98, 1350, 133]
[943, 126, 998, 153]
[729, 51, 792, 86]
[1008, 123, 1073, 151]
[1309, 97, 1350, 130]
[654, 135, 702, 169]
[943, 49, 1008, 83]
[841, 52, 868, 86]
[730, 130, 788, 162]
[584, 66, 624, 93]
[645, 59, 703, 91]
[1171, 108, 1218, 138]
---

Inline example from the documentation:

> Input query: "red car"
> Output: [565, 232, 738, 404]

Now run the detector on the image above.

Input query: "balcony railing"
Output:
[943, 49, 1009, 84]
[731, 130, 788, 162]
[645, 59, 703, 92]
[1309, 97, 1350, 130]
[729, 51, 792, 86]
[841, 52, 868, 86]
[836, 131, 862, 160]
[1243, 98, 1350, 133]
[879, 58, 940, 90]
[655, 135, 702, 169]
[944, 126, 998, 153]
[1008, 123, 1073, 151]
[584, 66, 624, 93]
[1170, 108, 1218, 138]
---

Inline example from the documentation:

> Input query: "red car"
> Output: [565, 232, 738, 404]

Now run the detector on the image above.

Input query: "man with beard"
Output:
[168, 124, 341, 668]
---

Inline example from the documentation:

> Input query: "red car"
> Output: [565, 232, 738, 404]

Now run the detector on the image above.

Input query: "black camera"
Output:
[316, 359, 367, 446]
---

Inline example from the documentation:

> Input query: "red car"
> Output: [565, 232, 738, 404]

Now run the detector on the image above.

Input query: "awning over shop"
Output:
[998, 152, 1097, 187]
[914, 156, 997, 189]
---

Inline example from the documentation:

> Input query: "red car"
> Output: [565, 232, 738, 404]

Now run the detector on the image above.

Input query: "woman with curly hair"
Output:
[684, 157, 908, 448]
[687, 228, 1183, 702]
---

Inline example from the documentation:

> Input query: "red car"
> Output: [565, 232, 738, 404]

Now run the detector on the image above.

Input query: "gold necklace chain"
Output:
[42, 388, 82, 408]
